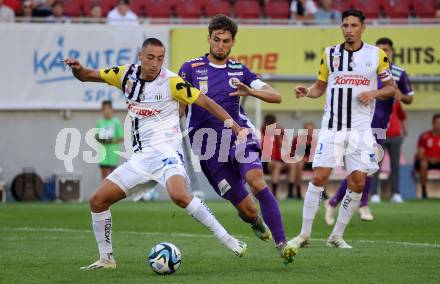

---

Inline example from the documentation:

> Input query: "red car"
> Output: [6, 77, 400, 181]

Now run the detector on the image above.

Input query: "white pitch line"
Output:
[1, 227, 439, 248]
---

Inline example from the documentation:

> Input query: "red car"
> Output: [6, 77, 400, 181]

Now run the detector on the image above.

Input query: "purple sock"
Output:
[329, 179, 348, 207]
[360, 176, 372, 207]
[255, 187, 286, 245]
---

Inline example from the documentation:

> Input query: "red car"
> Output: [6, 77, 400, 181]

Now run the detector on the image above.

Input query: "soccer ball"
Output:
[147, 242, 181, 275]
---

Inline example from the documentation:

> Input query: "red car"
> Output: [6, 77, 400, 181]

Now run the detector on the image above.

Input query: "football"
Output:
[147, 242, 181, 275]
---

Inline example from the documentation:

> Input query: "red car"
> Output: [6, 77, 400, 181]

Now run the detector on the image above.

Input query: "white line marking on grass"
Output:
[2, 227, 439, 248]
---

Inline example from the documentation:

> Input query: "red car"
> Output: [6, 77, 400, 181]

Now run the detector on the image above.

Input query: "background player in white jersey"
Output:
[63, 38, 248, 270]
[288, 9, 395, 249]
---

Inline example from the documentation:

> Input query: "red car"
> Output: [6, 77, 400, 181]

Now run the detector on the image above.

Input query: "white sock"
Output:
[300, 182, 324, 238]
[185, 197, 235, 249]
[91, 210, 114, 261]
[331, 190, 362, 237]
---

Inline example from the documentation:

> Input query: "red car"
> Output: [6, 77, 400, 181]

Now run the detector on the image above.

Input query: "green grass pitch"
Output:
[0, 200, 439, 283]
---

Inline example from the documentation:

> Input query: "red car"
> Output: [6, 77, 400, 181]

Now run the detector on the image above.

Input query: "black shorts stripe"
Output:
[338, 44, 344, 72]
[328, 88, 335, 129]
[329, 47, 335, 73]
[337, 88, 343, 131]
[132, 117, 142, 152]
[121, 64, 135, 92]
[347, 88, 352, 129]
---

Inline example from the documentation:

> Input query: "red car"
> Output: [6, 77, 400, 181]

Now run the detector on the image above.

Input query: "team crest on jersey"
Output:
[199, 81, 208, 95]
[155, 92, 163, 101]
[229, 78, 240, 89]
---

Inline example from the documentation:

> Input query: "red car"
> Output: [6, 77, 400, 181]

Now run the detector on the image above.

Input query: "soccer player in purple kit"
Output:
[178, 14, 297, 265]
[324, 37, 414, 225]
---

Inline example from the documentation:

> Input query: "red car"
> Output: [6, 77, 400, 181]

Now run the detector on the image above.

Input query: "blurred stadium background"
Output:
[1, 0, 439, 201]
[1, 0, 440, 282]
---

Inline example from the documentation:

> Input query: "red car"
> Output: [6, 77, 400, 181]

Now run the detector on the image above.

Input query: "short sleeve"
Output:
[317, 51, 328, 82]
[243, 64, 267, 90]
[178, 62, 193, 85]
[169, 76, 200, 104]
[377, 49, 392, 82]
[99, 65, 127, 89]
[398, 70, 414, 96]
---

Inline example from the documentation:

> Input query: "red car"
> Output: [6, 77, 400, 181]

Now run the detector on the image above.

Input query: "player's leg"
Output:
[416, 159, 429, 199]
[243, 167, 296, 264]
[81, 178, 126, 270]
[270, 160, 283, 198]
[388, 137, 404, 203]
[289, 166, 332, 249]
[358, 176, 373, 221]
[327, 170, 366, 249]
[286, 161, 296, 199]
[166, 174, 247, 257]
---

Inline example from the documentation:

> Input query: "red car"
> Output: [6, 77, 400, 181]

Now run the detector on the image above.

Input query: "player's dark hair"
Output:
[142, 38, 165, 49]
[102, 100, 113, 108]
[208, 14, 238, 39]
[376, 37, 394, 48]
[342, 9, 366, 24]
[264, 114, 277, 126]
[433, 113, 440, 123]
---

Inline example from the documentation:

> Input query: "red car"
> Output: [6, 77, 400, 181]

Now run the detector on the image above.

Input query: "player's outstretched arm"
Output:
[358, 79, 395, 105]
[63, 58, 104, 83]
[294, 80, 327, 99]
[194, 93, 243, 135]
[229, 81, 281, 103]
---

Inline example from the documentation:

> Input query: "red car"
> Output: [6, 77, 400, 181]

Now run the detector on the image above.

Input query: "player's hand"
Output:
[62, 58, 82, 71]
[295, 86, 309, 98]
[229, 79, 253, 97]
[233, 126, 249, 144]
[358, 91, 375, 106]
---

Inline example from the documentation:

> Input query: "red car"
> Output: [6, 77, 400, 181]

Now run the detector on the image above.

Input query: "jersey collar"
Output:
[342, 41, 364, 53]
[204, 53, 227, 69]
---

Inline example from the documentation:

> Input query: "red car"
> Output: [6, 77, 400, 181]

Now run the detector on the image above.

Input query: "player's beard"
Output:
[210, 47, 231, 61]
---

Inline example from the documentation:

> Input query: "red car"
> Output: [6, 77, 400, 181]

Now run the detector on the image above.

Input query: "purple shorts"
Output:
[199, 138, 262, 206]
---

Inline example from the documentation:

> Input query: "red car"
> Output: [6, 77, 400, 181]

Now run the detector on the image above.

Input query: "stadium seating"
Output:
[411, 0, 437, 18]
[352, 0, 382, 18]
[234, 0, 262, 19]
[62, 0, 83, 17]
[383, 0, 411, 18]
[332, 0, 353, 13]
[144, 0, 175, 18]
[205, 0, 233, 17]
[99, 0, 118, 15]
[264, 0, 290, 19]
[175, 0, 203, 18]
[130, 0, 147, 16]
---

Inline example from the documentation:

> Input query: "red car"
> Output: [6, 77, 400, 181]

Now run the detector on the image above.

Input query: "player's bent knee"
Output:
[311, 175, 327, 187]
[169, 189, 191, 208]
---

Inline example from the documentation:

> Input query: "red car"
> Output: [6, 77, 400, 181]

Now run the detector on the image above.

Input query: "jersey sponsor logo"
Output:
[333, 75, 371, 86]
[196, 76, 208, 80]
[191, 62, 205, 68]
[228, 63, 243, 69]
[195, 69, 208, 76]
[218, 178, 231, 196]
[228, 71, 243, 76]
[128, 103, 161, 117]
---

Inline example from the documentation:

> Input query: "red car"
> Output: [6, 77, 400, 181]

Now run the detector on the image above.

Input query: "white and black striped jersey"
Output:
[317, 42, 392, 131]
[99, 65, 200, 152]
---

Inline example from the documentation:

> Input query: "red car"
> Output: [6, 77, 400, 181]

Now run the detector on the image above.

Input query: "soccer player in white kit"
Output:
[288, 9, 395, 249]
[63, 38, 248, 270]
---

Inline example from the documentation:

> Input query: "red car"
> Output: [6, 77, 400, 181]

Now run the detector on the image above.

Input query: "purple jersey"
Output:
[372, 63, 413, 131]
[179, 55, 260, 135]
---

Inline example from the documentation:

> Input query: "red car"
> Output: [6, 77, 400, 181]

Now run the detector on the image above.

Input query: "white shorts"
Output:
[312, 129, 379, 175]
[107, 146, 189, 197]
